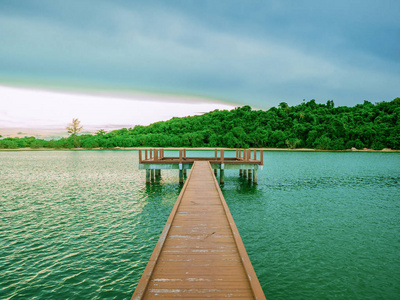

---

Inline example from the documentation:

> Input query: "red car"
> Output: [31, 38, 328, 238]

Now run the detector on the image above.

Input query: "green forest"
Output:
[1, 98, 400, 150]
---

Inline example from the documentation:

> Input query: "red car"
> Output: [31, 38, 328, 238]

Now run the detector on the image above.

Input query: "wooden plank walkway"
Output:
[132, 161, 266, 299]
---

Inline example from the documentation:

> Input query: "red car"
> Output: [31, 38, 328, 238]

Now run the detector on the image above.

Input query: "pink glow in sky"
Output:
[0, 86, 235, 138]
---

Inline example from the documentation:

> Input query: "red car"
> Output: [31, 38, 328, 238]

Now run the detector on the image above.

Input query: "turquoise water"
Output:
[1, 151, 399, 299]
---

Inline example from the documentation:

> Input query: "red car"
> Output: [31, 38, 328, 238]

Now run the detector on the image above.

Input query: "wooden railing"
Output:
[138, 148, 263, 165]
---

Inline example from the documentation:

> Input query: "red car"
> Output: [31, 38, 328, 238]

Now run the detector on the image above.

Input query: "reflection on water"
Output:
[1, 150, 399, 299]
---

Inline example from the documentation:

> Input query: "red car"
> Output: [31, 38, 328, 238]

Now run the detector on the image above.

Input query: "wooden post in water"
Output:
[146, 169, 150, 184]
[220, 168, 225, 185]
[214, 169, 217, 176]
[155, 169, 161, 178]
[183, 169, 187, 176]
[151, 169, 155, 181]
[179, 169, 184, 184]
[243, 169, 247, 178]
[239, 169, 243, 177]
[253, 169, 257, 184]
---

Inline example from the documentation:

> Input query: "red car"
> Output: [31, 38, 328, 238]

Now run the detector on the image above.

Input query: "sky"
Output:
[0, 0, 399, 136]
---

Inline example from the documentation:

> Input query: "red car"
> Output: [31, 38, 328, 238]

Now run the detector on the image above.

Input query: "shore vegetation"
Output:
[1, 98, 399, 150]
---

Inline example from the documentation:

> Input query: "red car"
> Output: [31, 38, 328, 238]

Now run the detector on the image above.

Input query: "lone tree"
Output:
[66, 118, 83, 147]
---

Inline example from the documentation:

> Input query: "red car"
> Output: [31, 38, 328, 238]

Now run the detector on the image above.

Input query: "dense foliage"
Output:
[1, 98, 400, 150]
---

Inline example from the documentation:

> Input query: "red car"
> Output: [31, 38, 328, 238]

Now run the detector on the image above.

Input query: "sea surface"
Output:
[1, 150, 399, 299]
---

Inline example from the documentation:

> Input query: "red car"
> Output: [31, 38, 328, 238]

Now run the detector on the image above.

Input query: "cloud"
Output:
[0, 1, 399, 108]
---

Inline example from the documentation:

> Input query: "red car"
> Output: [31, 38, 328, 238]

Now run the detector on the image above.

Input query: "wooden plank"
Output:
[207, 162, 266, 299]
[132, 161, 266, 300]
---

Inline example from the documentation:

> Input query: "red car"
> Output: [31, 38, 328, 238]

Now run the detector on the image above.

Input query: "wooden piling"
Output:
[146, 169, 150, 184]
[179, 169, 184, 184]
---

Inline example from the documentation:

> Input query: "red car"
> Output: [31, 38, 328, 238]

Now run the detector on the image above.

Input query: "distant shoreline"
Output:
[1, 147, 399, 152]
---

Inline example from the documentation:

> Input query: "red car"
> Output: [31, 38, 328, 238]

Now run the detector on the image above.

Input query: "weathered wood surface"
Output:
[132, 161, 266, 299]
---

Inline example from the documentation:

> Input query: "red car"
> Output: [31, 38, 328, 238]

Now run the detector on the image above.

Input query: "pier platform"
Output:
[138, 149, 263, 184]
[132, 161, 266, 299]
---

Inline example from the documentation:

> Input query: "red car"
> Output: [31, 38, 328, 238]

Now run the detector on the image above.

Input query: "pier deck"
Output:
[132, 161, 266, 299]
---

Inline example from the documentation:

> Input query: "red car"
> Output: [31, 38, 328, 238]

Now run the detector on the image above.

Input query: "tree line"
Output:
[1, 98, 399, 150]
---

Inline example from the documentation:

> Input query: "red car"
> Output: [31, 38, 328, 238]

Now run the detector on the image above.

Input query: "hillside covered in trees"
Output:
[1, 98, 400, 150]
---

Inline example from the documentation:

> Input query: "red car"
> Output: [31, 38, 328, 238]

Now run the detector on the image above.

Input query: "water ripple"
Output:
[1, 151, 400, 299]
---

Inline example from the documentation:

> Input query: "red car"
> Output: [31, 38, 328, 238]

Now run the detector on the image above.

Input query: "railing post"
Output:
[139, 150, 142, 163]
[145, 149, 148, 160]
[260, 150, 264, 165]
[179, 149, 183, 163]
[154, 149, 158, 161]
[221, 149, 224, 164]
[215, 149, 217, 159]
[150, 149, 153, 159]
[183, 149, 186, 159]
[254, 149, 256, 160]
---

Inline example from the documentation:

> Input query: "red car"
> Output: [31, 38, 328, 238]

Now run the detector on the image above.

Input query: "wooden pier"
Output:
[132, 161, 266, 299]
[139, 148, 263, 184]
